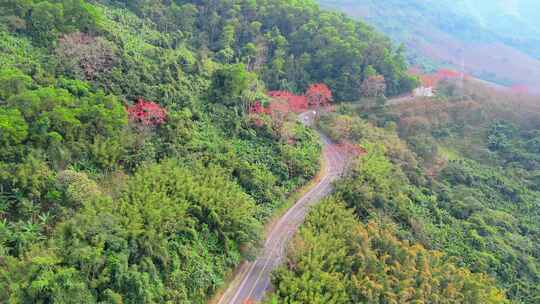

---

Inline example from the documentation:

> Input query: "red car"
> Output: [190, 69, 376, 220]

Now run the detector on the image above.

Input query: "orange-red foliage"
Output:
[268, 90, 308, 113]
[306, 83, 333, 108]
[412, 68, 463, 88]
[266, 99, 291, 115]
[251, 84, 332, 120]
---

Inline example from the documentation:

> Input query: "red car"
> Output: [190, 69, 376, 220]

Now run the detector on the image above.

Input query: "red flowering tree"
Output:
[127, 99, 167, 126]
[251, 87, 331, 122]
[268, 91, 308, 113]
[436, 69, 461, 80]
[248, 101, 265, 114]
[306, 83, 332, 109]
[412, 68, 463, 88]
[288, 94, 309, 112]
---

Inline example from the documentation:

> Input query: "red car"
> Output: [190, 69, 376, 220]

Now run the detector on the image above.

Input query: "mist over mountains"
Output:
[320, 0, 540, 92]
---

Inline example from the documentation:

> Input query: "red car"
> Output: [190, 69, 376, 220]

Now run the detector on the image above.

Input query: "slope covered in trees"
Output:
[381, 81, 540, 302]
[266, 81, 540, 303]
[268, 198, 508, 303]
[0, 0, 417, 302]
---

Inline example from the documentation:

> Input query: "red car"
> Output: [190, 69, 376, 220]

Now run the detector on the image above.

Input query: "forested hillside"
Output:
[268, 199, 507, 303]
[267, 81, 540, 303]
[2, 1, 534, 303]
[0, 0, 418, 302]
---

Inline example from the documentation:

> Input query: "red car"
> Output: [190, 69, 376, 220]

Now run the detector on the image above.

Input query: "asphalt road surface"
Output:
[217, 112, 347, 304]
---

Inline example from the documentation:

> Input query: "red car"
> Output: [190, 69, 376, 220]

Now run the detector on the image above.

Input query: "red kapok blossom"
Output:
[127, 99, 167, 126]
[306, 83, 333, 108]
[267, 90, 308, 113]
[249, 101, 265, 114]
[287, 94, 309, 112]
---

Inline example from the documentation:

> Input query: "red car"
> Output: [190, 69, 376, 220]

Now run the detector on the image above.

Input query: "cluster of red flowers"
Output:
[249, 99, 291, 116]
[415, 68, 463, 87]
[306, 83, 333, 107]
[250, 83, 332, 116]
[127, 98, 167, 126]
[249, 101, 266, 114]
[268, 91, 309, 113]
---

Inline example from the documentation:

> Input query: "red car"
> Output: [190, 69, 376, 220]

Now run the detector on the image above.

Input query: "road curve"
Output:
[217, 112, 347, 304]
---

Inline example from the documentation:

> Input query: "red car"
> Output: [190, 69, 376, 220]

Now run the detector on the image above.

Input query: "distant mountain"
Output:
[452, 0, 540, 58]
[320, 0, 540, 92]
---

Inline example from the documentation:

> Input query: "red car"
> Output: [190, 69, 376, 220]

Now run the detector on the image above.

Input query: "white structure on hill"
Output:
[413, 86, 434, 97]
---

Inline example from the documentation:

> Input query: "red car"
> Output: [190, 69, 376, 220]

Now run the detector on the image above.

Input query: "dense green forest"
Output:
[268, 81, 540, 303]
[268, 198, 507, 303]
[0, 0, 420, 302]
[2, 0, 536, 303]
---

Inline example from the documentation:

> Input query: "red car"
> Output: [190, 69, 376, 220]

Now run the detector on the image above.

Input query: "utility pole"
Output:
[459, 48, 465, 101]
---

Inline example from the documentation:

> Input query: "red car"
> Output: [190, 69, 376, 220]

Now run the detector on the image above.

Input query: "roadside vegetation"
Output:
[267, 81, 540, 303]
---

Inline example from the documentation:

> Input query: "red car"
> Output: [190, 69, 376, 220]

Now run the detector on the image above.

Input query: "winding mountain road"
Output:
[217, 112, 348, 304]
